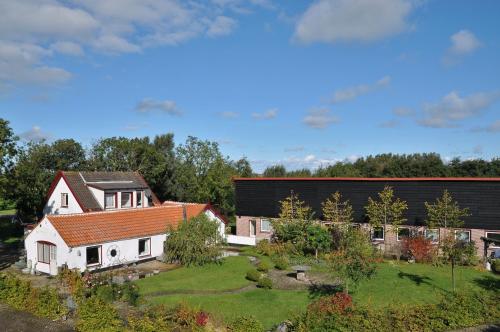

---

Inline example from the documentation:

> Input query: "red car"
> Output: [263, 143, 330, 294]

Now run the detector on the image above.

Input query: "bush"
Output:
[246, 269, 262, 282]
[273, 256, 289, 270]
[229, 315, 264, 332]
[257, 277, 273, 289]
[119, 282, 140, 305]
[459, 241, 478, 266]
[492, 259, 500, 274]
[307, 293, 353, 317]
[76, 296, 122, 332]
[256, 239, 272, 256]
[95, 285, 114, 303]
[401, 236, 436, 263]
[257, 260, 272, 272]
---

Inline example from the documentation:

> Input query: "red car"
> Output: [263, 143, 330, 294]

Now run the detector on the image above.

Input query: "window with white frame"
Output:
[37, 242, 56, 264]
[485, 232, 500, 248]
[261, 218, 271, 232]
[372, 227, 384, 240]
[136, 191, 143, 207]
[61, 193, 69, 208]
[454, 230, 471, 242]
[105, 193, 116, 209]
[138, 238, 151, 256]
[397, 227, 410, 241]
[121, 192, 132, 208]
[425, 229, 440, 243]
[86, 246, 101, 266]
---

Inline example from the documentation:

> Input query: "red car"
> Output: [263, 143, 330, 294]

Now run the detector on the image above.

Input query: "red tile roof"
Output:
[46, 204, 208, 247]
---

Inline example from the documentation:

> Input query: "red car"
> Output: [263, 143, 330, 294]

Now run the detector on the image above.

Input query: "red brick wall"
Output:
[236, 216, 272, 240]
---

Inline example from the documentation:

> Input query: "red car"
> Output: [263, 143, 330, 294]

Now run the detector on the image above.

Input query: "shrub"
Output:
[34, 287, 67, 320]
[229, 315, 264, 332]
[127, 306, 173, 332]
[459, 241, 478, 266]
[196, 311, 210, 326]
[273, 256, 289, 270]
[173, 302, 198, 327]
[256, 239, 272, 256]
[95, 285, 114, 303]
[257, 260, 272, 272]
[401, 236, 436, 263]
[75, 296, 122, 332]
[307, 293, 353, 317]
[257, 277, 273, 289]
[246, 269, 261, 282]
[492, 259, 500, 274]
[119, 282, 140, 306]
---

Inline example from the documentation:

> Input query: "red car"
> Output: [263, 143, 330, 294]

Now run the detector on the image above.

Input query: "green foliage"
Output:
[492, 259, 500, 274]
[305, 224, 332, 258]
[321, 191, 353, 224]
[164, 213, 225, 266]
[256, 260, 272, 272]
[246, 269, 262, 282]
[365, 186, 408, 230]
[440, 235, 477, 292]
[425, 190, 470, 229]
[255, 239, 273, 256]
[76, 296, 123, 332]
[257, 277, 273, 289]
[0, 119, 17, 201]
[273, 256, 290, 270]
[229, 315, 264, 332]
[262, 165, 286, 177]
[234, 157, 254, 177]
[95, 285, 114, 303]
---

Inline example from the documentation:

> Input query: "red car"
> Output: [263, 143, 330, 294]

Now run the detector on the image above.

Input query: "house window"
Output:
[105, 193, 116, 209]
[485, 232, 500, 248]
[136, 191, 143, 207]
[61, 193, 69, 208]
[455, 230, 471, 242]
[261, 219, 271, 232]
[138, 238, 151, 257]
[397, 227, 410, 241]
[372, 227, 384, 240]
[121, 192, 132, 208]
[86, 246, 101, 265]
[37, 242, 56, 264]
[425, 229, 440, 243]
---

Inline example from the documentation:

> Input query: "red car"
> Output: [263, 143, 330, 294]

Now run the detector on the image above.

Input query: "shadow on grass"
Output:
[397, 271, 432, 286]
[473, 275, 500, 292]
[308, 283, 343, 299]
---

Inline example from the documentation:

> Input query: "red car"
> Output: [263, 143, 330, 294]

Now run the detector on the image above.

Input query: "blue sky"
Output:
[1, 0, 499, 172]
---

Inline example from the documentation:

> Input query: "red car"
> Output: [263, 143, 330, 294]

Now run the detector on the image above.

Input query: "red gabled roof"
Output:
[233, 177, 500, 182]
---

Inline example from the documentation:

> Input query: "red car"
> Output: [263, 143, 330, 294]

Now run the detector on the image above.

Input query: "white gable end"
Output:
[43, 177, 83, 215]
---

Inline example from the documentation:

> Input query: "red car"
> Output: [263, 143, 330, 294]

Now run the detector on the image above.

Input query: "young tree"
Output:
[305, 224, 332, 259]
[440, 234, 471, 292]
[164, 214, 225, 266]
[321, 191, 353, 224]
[424, 190, 470, 229]
[365, 186, 408, 240]
[328, 227, 376, 294]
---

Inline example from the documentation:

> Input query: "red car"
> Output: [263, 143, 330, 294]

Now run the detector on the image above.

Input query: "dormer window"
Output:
[61, 193, 69, 208]
[136, 191, 143, 207]
[105, 193, 116, 209]
[121, 192, 132, 208]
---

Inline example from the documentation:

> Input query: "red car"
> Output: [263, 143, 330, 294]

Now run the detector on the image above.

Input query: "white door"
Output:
[250, 220, 256, 237]
[49, 245, 58, 275]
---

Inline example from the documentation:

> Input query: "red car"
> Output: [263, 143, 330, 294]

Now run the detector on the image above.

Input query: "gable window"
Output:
[105, 193, 116, 209]
[397, 227, 410, 241]
[425, 229, 440, 243]
[138, 238, 151, 257]
[455, 230, 471, 242]
[121, 192, 132, 208]
[37, 242, 56, 264]
[86, 246, 101, 266]
[61, 193, 69, 208]
[486, 232, 500, 248]
[136, 191, 143, 207]
[261, 218, 271, 232]
[372, 227, 384, 241]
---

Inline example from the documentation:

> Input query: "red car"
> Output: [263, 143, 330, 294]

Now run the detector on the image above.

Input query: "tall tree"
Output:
[365, 186, 408, 239]
[262, 165, 286, 177]
[424, 190, 470, 229]
[234, 157, 253, 177]
[321, 191, 354, 224]
[0, 119, 17, 207]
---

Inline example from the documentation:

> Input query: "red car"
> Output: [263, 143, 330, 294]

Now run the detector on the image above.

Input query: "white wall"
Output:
[204, 209, 226, 237]
[88, 186, 104, 209]
[43, 178, 83, 215]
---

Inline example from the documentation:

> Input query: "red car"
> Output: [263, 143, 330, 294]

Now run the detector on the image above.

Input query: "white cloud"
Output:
[418, 91, 500, 128]
[252, 108, 278, 119]
[134, 98, 182, 115]
[50, 41, 84, 56]
[207, 16, 238, 37]
[443, 30, 481, 65]
[303, 108, 339, 129]
[19, 126, 51, 142]
[471, 120, 500, 133]
[219, 111, 239, 118]
[331, 76, 391, 103]
[294, 0, 414, 44]
[392, 106, 414, 116]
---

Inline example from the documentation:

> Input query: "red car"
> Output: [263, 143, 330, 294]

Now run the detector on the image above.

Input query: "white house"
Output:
[25, 203, 226, 275]
[43, 171, 161, 215]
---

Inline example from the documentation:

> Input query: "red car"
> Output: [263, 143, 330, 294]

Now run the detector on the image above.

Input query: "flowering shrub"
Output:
[402, 236, 436, 263]
[196, 311, 210, 326]
[307, 292, 353, 317]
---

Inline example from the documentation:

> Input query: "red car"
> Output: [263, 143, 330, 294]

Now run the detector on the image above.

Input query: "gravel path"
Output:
[0, 304, 74, 332]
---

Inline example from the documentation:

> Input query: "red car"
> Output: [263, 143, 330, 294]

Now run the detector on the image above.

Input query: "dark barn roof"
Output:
[234, 177, 500, 230]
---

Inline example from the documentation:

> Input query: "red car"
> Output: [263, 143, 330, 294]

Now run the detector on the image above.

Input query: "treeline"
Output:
[262, 153, 500, 178]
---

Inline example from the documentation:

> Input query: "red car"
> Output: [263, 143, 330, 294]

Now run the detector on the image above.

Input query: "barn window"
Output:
[121, 192, 132, 208]
[138, 238, 151, 257]
[105, 193, 116, 209]
[37, 242, 56, 264]
[454, 230, 471, 242]
[61, 193, 69, 208]
[260, 219, 271, 232]
[86, 246, 101, 265]
[397, 227, 410, 241]
[372, 227, 384, 241]
[486, 232, 500, 248]
[425, 229, 439, 243]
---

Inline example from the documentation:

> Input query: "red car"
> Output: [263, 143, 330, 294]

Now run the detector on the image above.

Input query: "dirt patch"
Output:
[0, 303, 74, 332]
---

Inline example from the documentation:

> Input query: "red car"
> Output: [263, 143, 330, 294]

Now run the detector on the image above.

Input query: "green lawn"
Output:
[0, 215, 23, 244]
[136, 255, 499, 329]
[0, 209, 16, 216]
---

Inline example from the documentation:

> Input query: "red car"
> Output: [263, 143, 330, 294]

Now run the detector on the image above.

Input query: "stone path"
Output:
[0, 304, 74, 332]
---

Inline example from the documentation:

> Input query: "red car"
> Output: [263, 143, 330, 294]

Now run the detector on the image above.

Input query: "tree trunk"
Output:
[451, 259, 456, 293]
[315, 248, 318, 260]
[345, 279, 349, 295]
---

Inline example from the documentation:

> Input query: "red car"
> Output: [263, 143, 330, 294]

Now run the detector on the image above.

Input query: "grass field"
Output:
[0, 215, 23, 244]
[135, 255, 499, 329]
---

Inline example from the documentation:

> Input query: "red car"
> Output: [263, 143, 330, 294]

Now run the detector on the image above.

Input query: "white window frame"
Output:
[136, 191, 143, 207]
[121, 192, 133, 208]
[138, 238, 151, 257]
[37, 242, 56, 264]
[61, 193, 69, 208]
[396, 227, 410, 241]
[485, 232, 500, 248]
[86, 246, 101, 266]
[372, 226, 384, 241]
[454, 229, 471, 242]
[260, 218, 271, 232]
[104, 193, 116, 209]
[425, 228, 440, 244]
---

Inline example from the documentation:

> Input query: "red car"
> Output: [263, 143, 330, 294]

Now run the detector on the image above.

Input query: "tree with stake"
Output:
[305, 224, 332, 259]
[321, 191, 353, 225]
[424, 190, 470, 229]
